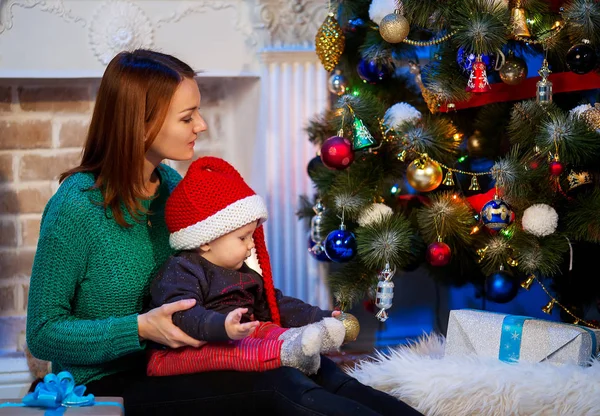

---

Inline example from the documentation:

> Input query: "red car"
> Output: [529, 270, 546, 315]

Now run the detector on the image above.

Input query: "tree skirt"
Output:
[346, 334, 600, 416]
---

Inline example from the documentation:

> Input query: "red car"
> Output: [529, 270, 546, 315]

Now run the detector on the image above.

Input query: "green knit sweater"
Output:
[26, 164, 181, 385]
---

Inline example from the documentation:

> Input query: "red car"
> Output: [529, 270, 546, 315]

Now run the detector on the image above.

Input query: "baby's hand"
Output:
[331, 310, 342, 318]
[225, 308, 260, 340]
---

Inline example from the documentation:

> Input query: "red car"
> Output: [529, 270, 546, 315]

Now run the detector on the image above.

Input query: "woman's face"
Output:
[146, 77, 207, 164]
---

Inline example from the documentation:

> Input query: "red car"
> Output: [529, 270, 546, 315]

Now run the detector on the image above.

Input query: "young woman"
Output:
[26, 49, 422, 416]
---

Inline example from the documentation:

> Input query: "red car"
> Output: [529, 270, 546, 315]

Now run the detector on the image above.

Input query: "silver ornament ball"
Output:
[379, 11, 410, 44]
[328, 69, 348, 96]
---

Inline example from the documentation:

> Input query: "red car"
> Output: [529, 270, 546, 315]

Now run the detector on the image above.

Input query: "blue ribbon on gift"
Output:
[498, 314, 598, 363]
[0, 371, 124, 415]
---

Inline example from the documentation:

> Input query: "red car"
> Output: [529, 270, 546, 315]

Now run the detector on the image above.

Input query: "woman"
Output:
[26, 49, 422, 416]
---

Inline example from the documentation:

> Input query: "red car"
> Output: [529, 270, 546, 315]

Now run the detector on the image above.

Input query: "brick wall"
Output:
[0, 78, 225, 352]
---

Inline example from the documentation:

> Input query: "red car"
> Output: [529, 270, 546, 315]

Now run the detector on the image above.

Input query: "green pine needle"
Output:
[328, 261, 379, 310]
[396, 116, 460, 165]
[422, 46, 471, 103]
[538, 113, 600, 166]
[512, 231, 569, 276]
[356, 213, 415, 270]
[450, 0, 510, 56]
[478, 235, 511, 276]
[416, 192, 478, 248]
[564, 188, 600, 243]
[563, 0, 600, 46]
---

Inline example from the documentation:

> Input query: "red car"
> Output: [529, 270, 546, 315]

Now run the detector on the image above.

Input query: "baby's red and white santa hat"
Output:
[165, 156, 281, 325]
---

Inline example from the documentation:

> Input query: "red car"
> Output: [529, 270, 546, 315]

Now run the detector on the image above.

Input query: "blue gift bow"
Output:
[0, 371, 124, 415]
[493, 313, 598, 363]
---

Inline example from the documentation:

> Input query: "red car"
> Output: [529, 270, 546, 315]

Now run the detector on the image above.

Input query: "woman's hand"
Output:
[138, 299, 205, 348]
[225, 308, 260, 340]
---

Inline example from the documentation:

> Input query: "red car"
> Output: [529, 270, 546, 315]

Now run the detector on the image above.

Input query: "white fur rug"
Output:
[346, 334, 600, 416]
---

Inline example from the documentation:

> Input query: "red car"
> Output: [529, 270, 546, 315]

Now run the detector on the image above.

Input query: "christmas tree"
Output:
[302, 0, 600, 327]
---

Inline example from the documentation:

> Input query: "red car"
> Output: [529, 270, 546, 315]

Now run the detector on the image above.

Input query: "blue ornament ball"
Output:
[308, 235, 331, 262]
[480, 196, 513, 231]
[357, 59, 392, 84]
[485, 271, 519, 303]
[324, 228, 357, 262]
[456, 48, 496, 75]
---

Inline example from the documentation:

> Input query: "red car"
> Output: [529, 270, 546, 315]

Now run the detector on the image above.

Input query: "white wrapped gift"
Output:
[445, 309, 600, 366]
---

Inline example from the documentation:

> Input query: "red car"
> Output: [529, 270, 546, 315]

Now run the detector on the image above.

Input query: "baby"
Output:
[146, 156, 346, 376]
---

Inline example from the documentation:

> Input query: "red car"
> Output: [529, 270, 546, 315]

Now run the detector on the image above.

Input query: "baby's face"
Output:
[202, 221, 258, 270]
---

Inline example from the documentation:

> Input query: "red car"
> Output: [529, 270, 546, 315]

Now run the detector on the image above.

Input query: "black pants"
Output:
[85, 355, 422, 416]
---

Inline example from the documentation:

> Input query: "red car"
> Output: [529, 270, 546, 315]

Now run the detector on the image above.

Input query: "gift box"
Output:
[445, 309, 600, 366]
[0, 372, 123, 415]
[0, 398, 123, 415]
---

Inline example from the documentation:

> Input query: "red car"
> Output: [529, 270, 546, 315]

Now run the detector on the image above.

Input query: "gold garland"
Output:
[522, 274, 600, 329]
[377, 120, 495, 189]
[402, 30, 457, 46]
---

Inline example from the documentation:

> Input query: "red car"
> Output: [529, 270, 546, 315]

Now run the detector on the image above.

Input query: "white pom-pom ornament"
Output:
[358, 203, 393, 227]
[369, 0, 397, 25]
[383, 103, 422, 128]
[521, 204, 558, 237]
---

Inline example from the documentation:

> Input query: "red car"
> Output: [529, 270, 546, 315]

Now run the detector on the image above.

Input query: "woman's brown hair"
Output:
[61, 49, 195, 227]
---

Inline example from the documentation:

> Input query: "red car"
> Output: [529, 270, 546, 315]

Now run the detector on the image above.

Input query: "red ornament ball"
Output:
[549, 161, 564, 176]
[320, 136, 354, 170]
[426, 241, 452, 267]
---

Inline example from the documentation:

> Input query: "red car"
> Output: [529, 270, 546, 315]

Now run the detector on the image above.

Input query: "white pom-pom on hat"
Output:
[384, 103, 422, 129]
[522, 204, 558, 237]
[369, 0, 397, 25]
[358, 203, 393, 227]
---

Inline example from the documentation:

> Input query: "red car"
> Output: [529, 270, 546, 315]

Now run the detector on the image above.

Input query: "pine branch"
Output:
[416, 192, 477, 246]
[402, 0, 454, 31]
[508, 101, 560, 150]
[512, 230, 569, 276]
[397, 115, 461, 165]
[450, 0, 511, 56]
[478, 234, 512, 276]
[356, 213, 416, 270]
[564, 188, 600, 243]
[421, 46, 471, 104]
[335, 93, 387, 136]
[563, 0, 600, 46]
[490, 147, 530, 202]
[537, 112, 600, 166]
[306, 109, 338, 147]
[328, 261, 378, 310]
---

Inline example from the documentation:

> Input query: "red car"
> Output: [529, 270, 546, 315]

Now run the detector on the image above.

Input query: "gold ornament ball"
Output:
[499, 56, 528, 85]
[336, 312, 360, 344]
[406, 158, 443, 192]
[379, 12, 410, 44]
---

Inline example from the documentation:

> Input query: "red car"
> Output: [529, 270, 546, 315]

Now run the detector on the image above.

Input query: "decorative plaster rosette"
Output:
[89, 0, 153, 65]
